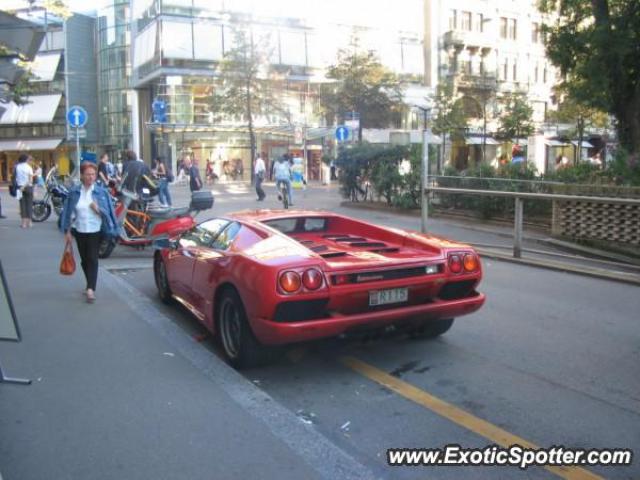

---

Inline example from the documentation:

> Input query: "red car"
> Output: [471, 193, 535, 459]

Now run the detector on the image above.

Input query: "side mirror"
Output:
[153, 237, 177, 250]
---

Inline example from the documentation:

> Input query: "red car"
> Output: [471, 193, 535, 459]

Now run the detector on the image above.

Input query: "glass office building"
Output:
[129, 0, 424, 179]
[97, 0, 134, 156]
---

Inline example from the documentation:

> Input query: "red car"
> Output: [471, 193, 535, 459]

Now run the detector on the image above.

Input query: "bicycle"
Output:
[276, 180, 290, 209]
[350, 174, 371, 202]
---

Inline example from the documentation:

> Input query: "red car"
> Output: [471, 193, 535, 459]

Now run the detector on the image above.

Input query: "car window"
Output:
[304, 218, 327, 232]
[264, 218, 298, 233]
[212, 222, 241, 250]
[179, 218, 229, 248]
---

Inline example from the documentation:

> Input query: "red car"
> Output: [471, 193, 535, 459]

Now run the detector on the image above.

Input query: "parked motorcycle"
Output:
[98, 188, 214, 259]
[31, 167, 70, 223]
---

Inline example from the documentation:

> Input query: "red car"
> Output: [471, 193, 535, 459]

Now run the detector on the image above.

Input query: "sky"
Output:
[1, 0, 423, 33]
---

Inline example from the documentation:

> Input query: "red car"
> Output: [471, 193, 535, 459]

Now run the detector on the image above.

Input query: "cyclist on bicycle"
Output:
[274, 154, 293, 207]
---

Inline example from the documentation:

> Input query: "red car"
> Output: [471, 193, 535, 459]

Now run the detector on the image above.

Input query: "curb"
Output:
[478, 249, 640, 286]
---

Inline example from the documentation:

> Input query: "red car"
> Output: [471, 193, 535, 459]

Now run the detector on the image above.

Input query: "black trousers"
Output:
[73, 230, 101, 291]
[255, 174, 265, 200]
[19, 187, 33, 219]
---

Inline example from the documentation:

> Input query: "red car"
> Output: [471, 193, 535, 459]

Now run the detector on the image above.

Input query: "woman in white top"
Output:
[62, 162, 104, 303]
[15, 154, 34, 229]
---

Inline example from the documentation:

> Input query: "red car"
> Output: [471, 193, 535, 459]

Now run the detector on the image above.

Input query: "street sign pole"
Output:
[75, 126, 80, 177]
[66, 106, 88, 178]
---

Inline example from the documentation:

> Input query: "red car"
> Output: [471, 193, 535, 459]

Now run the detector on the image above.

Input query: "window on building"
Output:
[532, 22, 540, 43]
[543, 66, 548, 83]
[500, 17, 508, 38]
[501, 58, 508, 81]
[462, 11, 472, 31]
[534, 63, 539, 83]
[449, 10, 457, 30]
[475, 13, 484, 32]
[509, 19, 517, 40]
[513, 62, 517, 81]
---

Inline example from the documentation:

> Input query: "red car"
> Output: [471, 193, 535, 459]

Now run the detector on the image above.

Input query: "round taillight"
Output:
[279, 271, 301, 293]
[463, 253, 478, 272]
[302, 268, 323, 290]
[449, 255, 463, 274]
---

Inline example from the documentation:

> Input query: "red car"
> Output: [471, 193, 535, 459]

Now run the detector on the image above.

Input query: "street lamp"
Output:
[414, 104, 432, 233]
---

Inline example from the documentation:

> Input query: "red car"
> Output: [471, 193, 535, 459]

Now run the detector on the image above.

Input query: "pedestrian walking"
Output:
[254, 154, 266, 201]
[60, 161, 119, 303]
[15, 154, 34, 229]
[154, 157, 173, 206]
[185, 156, 202, 192]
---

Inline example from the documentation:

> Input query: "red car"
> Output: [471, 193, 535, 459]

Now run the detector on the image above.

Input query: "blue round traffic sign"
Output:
[335, 126, 349, 142]
[67, 105, 88, 128]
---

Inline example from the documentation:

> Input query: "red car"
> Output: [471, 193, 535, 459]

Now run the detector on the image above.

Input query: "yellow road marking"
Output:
[341, 356, 604, 480]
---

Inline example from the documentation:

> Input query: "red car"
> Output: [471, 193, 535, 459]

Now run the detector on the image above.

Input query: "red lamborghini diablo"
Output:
[154, 210, 485, 368]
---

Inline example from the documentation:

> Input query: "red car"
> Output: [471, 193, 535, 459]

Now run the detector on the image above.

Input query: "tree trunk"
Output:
[246, 80, 255, 186]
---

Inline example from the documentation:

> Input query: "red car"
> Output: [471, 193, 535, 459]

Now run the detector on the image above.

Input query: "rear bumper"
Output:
[250, 293, 485, 345]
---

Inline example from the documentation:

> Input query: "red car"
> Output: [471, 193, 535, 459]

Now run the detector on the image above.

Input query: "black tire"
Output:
[98, 237, 117, 259]
[31, 201, 51, 222]
[409, 318, 454, 339]
[154, 253, 173, 304]
[217, 288, 275, 369]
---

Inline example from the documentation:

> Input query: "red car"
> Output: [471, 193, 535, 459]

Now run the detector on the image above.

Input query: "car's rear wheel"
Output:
[154, 254, 173, 304]
[217, 288, 275, 369]
[409, 318, 454, 339]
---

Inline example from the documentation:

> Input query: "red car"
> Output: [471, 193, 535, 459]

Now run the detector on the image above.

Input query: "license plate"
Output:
[369, 287, 408, 306]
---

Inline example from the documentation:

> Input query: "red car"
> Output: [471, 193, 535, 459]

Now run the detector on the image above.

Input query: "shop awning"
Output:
[0, 138, 62, 151]
[571, 140, 594, 148]
[544, 139, 569, 147]
[30, 52, 62, 82]
[465, 136, 500, 145]
[0, 94, 62, 124]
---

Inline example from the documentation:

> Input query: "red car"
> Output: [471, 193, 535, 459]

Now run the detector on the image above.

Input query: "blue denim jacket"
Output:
[60, 183, 120, 238]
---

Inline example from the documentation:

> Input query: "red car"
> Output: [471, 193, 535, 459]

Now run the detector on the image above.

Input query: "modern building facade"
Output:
[127, 0, 426, 180]
[0, 11, 98, 180]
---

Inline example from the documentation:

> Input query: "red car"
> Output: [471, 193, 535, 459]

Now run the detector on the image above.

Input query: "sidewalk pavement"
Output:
[0, 188, 376, 480]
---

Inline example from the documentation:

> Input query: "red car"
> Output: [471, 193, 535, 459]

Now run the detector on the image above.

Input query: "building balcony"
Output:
[443, 30, 493, 50]
[448, 72, 498, 91]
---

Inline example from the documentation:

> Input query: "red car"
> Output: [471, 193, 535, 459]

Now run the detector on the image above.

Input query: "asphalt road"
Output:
[107, 182, 640, 479]
[1, 182, 638, 480]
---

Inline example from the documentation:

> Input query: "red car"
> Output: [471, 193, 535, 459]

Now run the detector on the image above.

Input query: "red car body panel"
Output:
[159, 210, 486, 346]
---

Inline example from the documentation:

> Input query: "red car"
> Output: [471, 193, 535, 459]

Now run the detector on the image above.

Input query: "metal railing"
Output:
[424, 185, 640, 258]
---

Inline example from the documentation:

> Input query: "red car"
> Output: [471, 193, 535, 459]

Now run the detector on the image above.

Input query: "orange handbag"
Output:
[60, 240, 76, 276]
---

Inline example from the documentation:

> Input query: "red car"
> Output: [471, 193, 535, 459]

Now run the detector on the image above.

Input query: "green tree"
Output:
[431, 83, 468, 171]
[497, 93, 535, 140]
[539, 0, 640, 154]
[321, 36, 403, 143]
[214, 26, 284, 166]
[547, 93, 610, 163]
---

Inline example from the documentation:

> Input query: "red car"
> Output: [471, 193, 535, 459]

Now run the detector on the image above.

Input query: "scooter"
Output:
[98, 188, 214, 259]
[31, 167, 70, 223]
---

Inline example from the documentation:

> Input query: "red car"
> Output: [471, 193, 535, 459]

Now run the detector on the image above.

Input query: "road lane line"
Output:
[341, 356, 604, 480]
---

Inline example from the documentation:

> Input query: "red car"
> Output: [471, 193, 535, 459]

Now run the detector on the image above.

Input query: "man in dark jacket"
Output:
[185, 156, 202, 192]
[121, 150, 151, 193]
